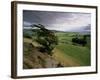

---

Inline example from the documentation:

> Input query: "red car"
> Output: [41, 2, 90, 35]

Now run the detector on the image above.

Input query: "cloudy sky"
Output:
[23, 10, 91, 32]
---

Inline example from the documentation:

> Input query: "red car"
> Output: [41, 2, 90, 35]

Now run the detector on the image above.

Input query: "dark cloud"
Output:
[23, 10, 91, 32]
[23, 10, 72, 26]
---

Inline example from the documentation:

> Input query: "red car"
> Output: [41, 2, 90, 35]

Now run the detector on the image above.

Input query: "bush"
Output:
[72, 36, 87, 46]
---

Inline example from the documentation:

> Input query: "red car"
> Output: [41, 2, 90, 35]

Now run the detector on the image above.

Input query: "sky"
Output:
[23, 10, 91, 32]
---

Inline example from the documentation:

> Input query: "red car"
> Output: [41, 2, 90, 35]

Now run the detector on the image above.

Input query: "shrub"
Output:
[72, 36, 87, 46]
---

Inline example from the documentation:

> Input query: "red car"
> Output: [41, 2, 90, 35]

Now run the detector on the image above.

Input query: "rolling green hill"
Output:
[23, 29, 91, 68]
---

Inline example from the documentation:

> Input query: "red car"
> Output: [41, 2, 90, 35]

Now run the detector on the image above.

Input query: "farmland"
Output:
[23, 29, 91, 69]
[54, 32, 90, 66]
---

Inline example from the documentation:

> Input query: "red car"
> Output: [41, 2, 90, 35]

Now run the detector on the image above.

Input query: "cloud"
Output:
[23, 10, 91, 32]
[23, 21, 31, 27]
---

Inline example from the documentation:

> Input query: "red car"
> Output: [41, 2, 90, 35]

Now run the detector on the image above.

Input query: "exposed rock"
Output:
[23, 42, 59, 69]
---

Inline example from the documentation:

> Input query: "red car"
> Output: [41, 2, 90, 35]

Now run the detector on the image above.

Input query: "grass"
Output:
[23, 30, 91, 67]
[56, 44, 90, 66]
[55, 32, 91, 66]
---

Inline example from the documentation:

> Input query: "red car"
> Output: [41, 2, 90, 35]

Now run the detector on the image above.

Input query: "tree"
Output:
[72, 35, 87, 46]
[31, 24, 58, 55]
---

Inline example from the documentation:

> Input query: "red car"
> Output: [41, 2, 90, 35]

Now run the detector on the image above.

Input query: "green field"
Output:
[54, 32, 91, 66]
[23, 29, 91, 68]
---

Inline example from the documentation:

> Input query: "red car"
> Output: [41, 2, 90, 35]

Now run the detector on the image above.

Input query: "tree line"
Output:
[72, 35, 90, 46]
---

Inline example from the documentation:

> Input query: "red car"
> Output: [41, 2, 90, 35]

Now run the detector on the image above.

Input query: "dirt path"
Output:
[24, 38, 80, 67]
[52, 48, 80, 67]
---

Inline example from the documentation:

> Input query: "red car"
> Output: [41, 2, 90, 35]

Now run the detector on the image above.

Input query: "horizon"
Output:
[23, 26, 90, 34]
[23, 10, 91, 32]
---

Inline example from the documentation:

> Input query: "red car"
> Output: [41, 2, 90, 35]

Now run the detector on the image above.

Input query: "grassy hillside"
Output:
[55, 32, 91, 66]
[23, 29, 91, 69]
